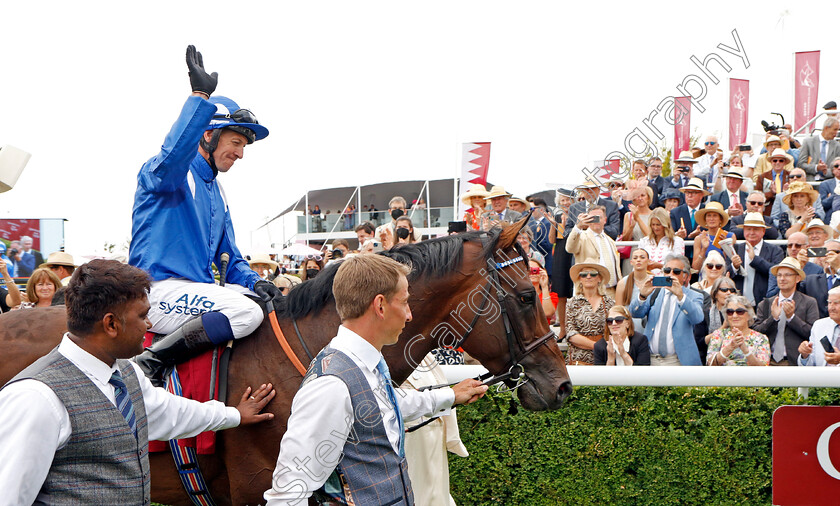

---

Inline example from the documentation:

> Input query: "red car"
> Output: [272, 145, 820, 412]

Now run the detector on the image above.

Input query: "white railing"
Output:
[615, 240, 790, 247]
[440, 365, 840, 398]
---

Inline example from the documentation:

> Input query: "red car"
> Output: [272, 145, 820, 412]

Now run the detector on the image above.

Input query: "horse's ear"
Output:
[497, 211, 532, 250]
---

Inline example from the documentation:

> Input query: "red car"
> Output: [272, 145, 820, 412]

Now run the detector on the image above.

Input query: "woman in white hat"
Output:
[249, 253, 280, 280]
[691, 201, 735, 271]
[564, 258, 615, 365]
[460, 184, 489, 231]
[775, 181, 823, 238]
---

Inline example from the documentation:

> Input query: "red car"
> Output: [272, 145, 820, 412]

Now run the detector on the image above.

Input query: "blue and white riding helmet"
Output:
[206, 96, 269, 144]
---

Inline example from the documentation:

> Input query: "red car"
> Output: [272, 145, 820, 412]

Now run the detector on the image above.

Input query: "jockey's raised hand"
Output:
[186, 45, 218, 98]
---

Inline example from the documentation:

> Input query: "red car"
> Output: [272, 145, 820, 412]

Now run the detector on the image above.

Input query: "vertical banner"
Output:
[458, 142, 491, 217]
[729, 79, 750, 150]
[674, 96, 691, 157]
[794, 51, 820, 132]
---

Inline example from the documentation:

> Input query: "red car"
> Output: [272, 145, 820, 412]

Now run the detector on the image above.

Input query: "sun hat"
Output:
[781, 181, 820, 208]
[770, 256, 806, 279]
[40, 251, 77, 268]
[694, 201, 730, 228]
[460, 183, 490, 204]
[570, 257, 609, 283]
[768, 148, 793, 163]
[485, 185, 513, 199]
[763, 135, 782, 148]
[248, 253, 279, 270]
[804, 218, 833, 236]
[679, 177, 712, 196]
[736, 212, 771, 229]
[675, 151, 699, 164]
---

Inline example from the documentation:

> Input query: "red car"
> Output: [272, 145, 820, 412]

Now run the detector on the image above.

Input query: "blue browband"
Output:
[495, 256, 524, 270]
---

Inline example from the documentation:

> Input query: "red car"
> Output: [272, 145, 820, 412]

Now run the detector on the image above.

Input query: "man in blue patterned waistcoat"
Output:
[0, 259, 276, 505]
[264, 254, 488, 505]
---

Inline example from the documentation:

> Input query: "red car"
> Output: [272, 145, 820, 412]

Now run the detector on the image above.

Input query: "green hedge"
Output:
[449, 386, 840, 505]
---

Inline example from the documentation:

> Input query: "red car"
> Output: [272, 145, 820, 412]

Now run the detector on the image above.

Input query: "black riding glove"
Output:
[254, 280, 283, 305]
[186, 45, 218, 97]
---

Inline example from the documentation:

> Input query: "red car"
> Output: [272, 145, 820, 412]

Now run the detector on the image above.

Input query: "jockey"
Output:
[130, 46, 282, 385]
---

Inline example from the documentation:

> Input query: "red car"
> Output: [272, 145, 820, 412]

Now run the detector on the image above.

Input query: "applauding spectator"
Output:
[756, 148, 794, 216]
[799, 118, 840, 180]
[565, 259, 614, 365]
[691, 250, 727, 294]
[670, 178, 710, 261]
[706, 295, 770, 366]
[480, 186, 521, 230]
[754, 257, 819, 366]
[528, 258, 557, 324]
[19, 268, 62, 309]
[729, 192, 779, 240]
[708, 278, 738, 334]
[709, 168, 748, 221]
[798, 287, 840, 366]
[691, 201, 735, 272]
[0, 258, 22, 313]
[620, 186, 654, 241]
[594, 306, 651, 366]
[460, 184, 489, 231]
[774, 180, 824, 237]
[639, 208, 684, 274]
[729, 213, 785, 306]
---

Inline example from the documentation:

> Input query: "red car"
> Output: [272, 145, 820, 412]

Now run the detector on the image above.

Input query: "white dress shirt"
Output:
[649, 290, 686, 356]
[0, 334, 240, 506]
[264, 325, 454, 505]
[799, 318, 840, 366]
[741, 240, 763, 304]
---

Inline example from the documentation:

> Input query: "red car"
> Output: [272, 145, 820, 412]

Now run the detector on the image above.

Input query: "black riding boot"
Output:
[134, 317, 217, 387]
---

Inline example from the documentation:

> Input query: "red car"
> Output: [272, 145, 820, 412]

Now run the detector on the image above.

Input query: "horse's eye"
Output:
[519, 293, 535, 305]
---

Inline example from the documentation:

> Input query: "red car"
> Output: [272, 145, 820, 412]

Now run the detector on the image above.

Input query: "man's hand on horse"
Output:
[254, 280, 283, 306]
[235, 383, 276, 425]
[451, 378, 488, 406]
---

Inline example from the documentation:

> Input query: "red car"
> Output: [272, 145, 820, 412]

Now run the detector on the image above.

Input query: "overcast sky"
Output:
[1, 1, 837, 256]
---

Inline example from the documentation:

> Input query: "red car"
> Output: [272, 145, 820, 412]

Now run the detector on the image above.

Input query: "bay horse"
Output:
[0, 218, 572, 505]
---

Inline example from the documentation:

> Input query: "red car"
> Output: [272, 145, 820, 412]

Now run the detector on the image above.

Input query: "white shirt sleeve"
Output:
[395, 387, 455, 423]
[128, 362, 240, 441]
[0, 380, 69, 506]
[264, 376, 352, 505]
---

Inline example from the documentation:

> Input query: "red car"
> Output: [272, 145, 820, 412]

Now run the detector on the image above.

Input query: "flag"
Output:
[794, 51, 820, 132]
[458, 142, 491, 217]
[729, 79, 749, 150]
[674, 97, 691, 157]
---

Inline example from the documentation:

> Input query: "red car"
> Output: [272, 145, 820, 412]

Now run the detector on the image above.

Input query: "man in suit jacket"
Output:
[480, 185, 522, 230]
[629, 254, 705, 365]
[669, 177, 710, 262]
[753, 258, 820, 365]
[818, 156, 840, 215]
[767, 232, 821, 297]
[709, 169, 748, 229]
[728, 213, 785, 306]
[564, 181, 621, 239]
[802, 240, 840, 319]
[728, 191, 780, 240]
[565, 206, 621, 291]
[16, 236, 44, 277]
[799, 118, 840, 179]
[797, 288, 840, 366]
[755, 149, 794, 217]
[647, 157, 668, 204]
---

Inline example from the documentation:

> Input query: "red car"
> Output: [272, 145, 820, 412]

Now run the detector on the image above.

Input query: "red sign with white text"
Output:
[0, 219, 41, 250]
[674, 96, 691, 158]
[729, 79, 749, 150]
[773, 405, 840, 505]
[794, 51, 820, 133]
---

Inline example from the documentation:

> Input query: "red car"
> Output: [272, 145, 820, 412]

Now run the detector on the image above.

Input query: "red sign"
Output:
[674, 96, 691, 158]
[794, 51, 820, 132]
[458, 142, 492, 217]
[0, 219, 41, 250]
[773, 405, 840, 505]
[729, 79, 749, 150]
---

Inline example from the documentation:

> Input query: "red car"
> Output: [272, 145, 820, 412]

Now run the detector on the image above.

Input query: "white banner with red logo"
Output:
[674, 96, 691, 157]
[729, 79, 749, 150]
[458, 142, 491, 217]
[794, 51, 820, 132]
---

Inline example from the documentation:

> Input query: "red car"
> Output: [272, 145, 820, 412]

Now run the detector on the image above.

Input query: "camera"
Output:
[678, 167, 689, 173]
[7, 248, 18, 258]
[761, 120, 781, 134]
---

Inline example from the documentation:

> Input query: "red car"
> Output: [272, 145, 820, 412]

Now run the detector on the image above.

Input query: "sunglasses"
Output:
[746, 200, 766, 206]
[705, 264, 724, 270]
[788, 243, 806, 248]
[834, 164, 840, 169]
[529, 267, 541, 275]
[718, 287, 737, 293]
[608, 183, 624, 189]
[606, 316, 628, 324]
[771, 159, 787, 163]
[578, 271, 600, 278]
[725, 308, 748, 316]
[662, 267, 685, 275]
[704, 142, 717, 146]
[304, 254, 323, 261]
[789, 174, 805, 179]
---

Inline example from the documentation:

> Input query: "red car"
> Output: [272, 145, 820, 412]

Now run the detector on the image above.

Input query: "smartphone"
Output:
[739, 145, 751, 152]
[821, 336, 835, 353]
[807, 247, 828, 258]
[652, 276, 671, 287]
[363, 239, 383, 253]
[590, 215, 601, 223]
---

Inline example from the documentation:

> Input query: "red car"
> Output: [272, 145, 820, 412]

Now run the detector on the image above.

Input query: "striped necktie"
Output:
[109, 370, 137, 438]
[377, 357, 404, 457]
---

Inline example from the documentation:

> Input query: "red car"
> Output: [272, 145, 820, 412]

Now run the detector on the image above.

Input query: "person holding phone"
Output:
[798, 287, 840, 366]
[528, 258, 557, 324]
[706, 295, 770, 366]
[565, 206, 621, 295]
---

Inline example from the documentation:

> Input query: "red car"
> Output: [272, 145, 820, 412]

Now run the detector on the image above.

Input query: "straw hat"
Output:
[509, 196, 529, 206]
[804, 218, 833, 236]
[679, 177, 712, 196]
[694, 201, 730, 228]
[460, 183, 489, 205]
[781, 181, 820, 208]
[575, 180, 601, 190]
[40, 251, 76, 268]
[770, 256, 806, 279]
[736, 212, 771, 229]
[569, 258, 609, 283]
[763, 135, 782, 148]
[767, 148, 793, 163]
[248, 253, 279, 270]
[675, 151, 699, 163]
[485, 185, 513, 199]
[722, 168, 746, 181]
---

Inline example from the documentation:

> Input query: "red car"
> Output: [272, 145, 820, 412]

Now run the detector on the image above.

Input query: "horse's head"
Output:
[391, 217, 572, 411]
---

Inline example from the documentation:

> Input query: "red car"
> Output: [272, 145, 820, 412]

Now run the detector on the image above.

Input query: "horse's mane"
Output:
[279, 228, 505, 320]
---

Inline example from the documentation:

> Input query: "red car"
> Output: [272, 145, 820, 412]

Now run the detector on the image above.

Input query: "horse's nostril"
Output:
[557, 380, 573, 402]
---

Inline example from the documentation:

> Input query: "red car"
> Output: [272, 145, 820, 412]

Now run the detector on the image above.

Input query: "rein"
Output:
[266, 300, 308, 376]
